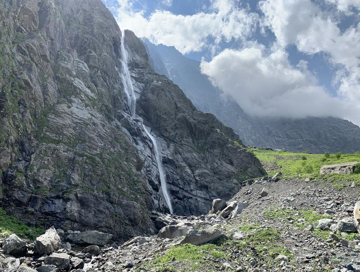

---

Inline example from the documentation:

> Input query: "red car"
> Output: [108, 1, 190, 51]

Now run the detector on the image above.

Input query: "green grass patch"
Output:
[0, 208, 45, 240]
[250, 148, 360, 184]
[142, 243, 225, 272]
[237, 228, 292, 265]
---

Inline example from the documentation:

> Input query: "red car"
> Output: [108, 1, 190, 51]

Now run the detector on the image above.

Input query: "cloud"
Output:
[113, 0, 258, 54]
[259, 0, 360, 124]
[161, 0, 172, 7]
[325, 0, 360, 12]
[200, 45, 358, 123]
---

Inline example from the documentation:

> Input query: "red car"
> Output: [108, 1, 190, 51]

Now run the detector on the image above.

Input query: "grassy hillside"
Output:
[250, 148, 360, 188]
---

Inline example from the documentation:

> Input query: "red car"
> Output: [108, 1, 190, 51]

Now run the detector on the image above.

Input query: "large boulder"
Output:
[210, 199, 227, 214]
[335, 219, 357, 233]
[35, 227, 61, 256]
[320, 162, 359, 175]
[181, 227, 224, 245]
[44, 253, 70, 270]
[158, 224, 190, 239]
[3, 234, 27, 256]
[67, 230, 112, 246]
[219, 201, 238, 219]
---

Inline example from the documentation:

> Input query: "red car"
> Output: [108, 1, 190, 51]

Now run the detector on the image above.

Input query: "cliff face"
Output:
[0, 0, 265, 240]
[144, 41, 360, 154]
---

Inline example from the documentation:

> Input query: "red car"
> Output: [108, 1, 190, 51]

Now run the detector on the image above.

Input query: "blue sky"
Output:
[103, 0, 360, 126]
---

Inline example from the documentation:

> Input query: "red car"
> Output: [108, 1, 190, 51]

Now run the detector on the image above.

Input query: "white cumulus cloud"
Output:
[325, 0, 360, 12]
[200, 45, 358, 123]
[113, 0, 258, 54]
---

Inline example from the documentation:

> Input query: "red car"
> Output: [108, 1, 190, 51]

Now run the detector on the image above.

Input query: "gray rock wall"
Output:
[0, 0, 265, 240]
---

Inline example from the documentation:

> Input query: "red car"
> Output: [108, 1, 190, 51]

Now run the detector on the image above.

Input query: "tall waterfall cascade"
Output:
[119, 32, 136, 117]
[143, 125, 174, 214]
[119, 30, 173, 214]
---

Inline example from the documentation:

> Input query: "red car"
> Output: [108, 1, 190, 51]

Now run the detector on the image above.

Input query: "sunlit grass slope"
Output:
[250, 148, 360, 187]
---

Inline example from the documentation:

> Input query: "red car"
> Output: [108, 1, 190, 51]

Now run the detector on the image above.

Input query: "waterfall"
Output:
[119, 31, 136, 117]
[143, 124, 173, 214]
[119, 30, 173, 214]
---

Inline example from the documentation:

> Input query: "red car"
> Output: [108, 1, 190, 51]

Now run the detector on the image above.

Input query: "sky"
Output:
[102, 0, 360, 126]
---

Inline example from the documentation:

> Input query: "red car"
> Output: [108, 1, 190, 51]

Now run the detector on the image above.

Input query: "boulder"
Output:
[3, 234, 27, 256]
[271, 172, 282, 182]
[44, 253, 70, 270]
[158, 224, 190, 239]
[83, 245, 101, 256]
[70, 257, 84, 269]
[317, 219, 334, 230]
[354, 202, 360, 233]
[67, 231, 112, 246]
[181, 227, 224, 245]
[17, 266, 37, 272]
[219, 201, 238, 219]
[259, 188, 268, 197]
[335, 219, 357, 233]
[35, 227, 61, 256]
[230, 202, 249, 219]
[1, 257, 20, 272]
[36, 266, 58, 272]
[320, 162, 359, 175]
[210, 199, 227, 214]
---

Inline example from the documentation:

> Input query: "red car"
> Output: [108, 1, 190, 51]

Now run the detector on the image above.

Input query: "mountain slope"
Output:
[0, 0, 264, 240]
[143, 40, 360, 154]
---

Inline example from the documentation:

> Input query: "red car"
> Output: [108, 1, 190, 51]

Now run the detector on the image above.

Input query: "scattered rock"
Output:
[272, 172, 282, 182]
[317, 219, 334, 230]
[17, 266, 37, 272]
[210, 199, 227, 214]
[71, 257, 84, 269]
[67, 231, 112, 246]
[181, 227, 224, 245]
[35, 227, 61, 256]
[2, 257, 20, 271]
[260, 188, 268, 197]
[219, 202, 238, 218]
[83, 245, 101, 256]
[335, 219, 357, 233]
[3, 234, 27, 256]
[44, 253, 70, 270]
[276, 255, 289, 262]
[36, 265, 58, 272]
[158, 224, 190, 239]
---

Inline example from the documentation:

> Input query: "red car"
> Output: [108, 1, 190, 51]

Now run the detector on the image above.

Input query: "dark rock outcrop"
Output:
[0, 0, 264, 241]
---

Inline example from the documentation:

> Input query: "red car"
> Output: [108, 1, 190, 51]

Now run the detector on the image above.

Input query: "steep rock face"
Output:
[144, 41, 360, 154]
[0, 0, 265, 239]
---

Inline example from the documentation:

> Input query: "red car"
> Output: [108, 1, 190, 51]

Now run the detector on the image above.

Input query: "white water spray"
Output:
[143, 124, 173, 214]
[119, 31, 136, 117]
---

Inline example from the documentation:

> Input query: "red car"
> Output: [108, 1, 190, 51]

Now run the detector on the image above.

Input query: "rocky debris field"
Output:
[1, 177, 360, 272]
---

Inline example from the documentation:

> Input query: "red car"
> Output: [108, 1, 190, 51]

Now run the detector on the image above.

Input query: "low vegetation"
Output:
[0, 208, 45, 240]
[250, 148, 360, 186]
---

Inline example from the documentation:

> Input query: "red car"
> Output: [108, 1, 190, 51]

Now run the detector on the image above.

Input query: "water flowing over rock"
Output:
[119, 31, 137, 118]
[143, 124, 173, 214]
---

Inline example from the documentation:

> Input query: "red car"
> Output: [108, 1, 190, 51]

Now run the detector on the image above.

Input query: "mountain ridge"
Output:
[143, 39, 360, 154]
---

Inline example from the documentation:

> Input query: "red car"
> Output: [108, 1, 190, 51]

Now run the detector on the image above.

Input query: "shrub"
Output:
[354, 163, 360, 174]
[335, 152, 342, 159]
[301, 155, 307, 160]
[304, 165, 314, 174]
[324, 152, 330, 158]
